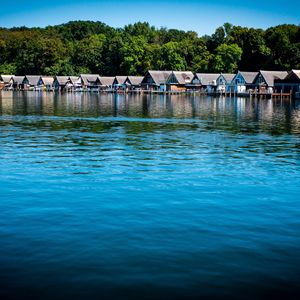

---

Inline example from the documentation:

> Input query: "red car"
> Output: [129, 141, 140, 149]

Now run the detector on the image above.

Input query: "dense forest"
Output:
[0, 21, 299, 76]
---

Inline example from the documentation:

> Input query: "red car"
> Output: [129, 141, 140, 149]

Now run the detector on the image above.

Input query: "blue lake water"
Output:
[0, 91, 300, 300]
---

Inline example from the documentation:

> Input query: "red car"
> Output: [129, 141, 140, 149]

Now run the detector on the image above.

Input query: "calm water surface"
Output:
[0, 91, 300, 300]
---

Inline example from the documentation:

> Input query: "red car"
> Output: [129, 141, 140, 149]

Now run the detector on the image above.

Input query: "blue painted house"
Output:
[230, 71, 258, 94]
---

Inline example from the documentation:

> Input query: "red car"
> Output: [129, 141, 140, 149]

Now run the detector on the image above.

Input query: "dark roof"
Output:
[168, 71, 194, 84]
[258, 70, 288, 86]
[194, 73, 219, 85]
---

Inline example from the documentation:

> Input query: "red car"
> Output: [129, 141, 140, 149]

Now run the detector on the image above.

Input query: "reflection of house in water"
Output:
[169, 95, 194, 118]
[235, 97, 247, 119]
[291, 102, 300, 133]
[0, 91, 14, 114]
[125, 94, 148, 117]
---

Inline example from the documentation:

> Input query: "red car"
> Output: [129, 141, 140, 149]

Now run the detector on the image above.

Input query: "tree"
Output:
[72, 34, 106, 73]
[152, 42, 186, 70]
[102, 32, 124, 75]
[229, 26, 271, 70]
[265, 25, 300, 70]
[120, 36, 149, 75]
[44, 59, 75, 76]
[0, 63, 16, 74]
[213, 43, 243, 73]
[123, 22, 155, 43]
[0, 21, 298, 76]
[15, 36, 66, 74]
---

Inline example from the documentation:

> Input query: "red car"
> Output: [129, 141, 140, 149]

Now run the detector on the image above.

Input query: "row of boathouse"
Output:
[1, 70, 300, 98]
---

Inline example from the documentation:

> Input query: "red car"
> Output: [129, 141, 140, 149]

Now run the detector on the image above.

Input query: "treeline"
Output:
[0, 21, 299, 76]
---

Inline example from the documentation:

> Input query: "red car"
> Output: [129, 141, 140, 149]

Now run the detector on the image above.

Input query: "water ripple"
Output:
[1, 93, 300, 299]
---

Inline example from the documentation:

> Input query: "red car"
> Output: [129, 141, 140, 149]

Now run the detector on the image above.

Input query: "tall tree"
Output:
[213, 43, 243, 73]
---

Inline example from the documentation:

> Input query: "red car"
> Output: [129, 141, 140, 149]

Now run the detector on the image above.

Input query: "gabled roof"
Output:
[12, 76, 25, 84]
[25, 75, 40, 86]
[167, 71, 194, 84]
[220, 73, 235, 82]
[0, 75, 14, 83]
[97, 76, 115, 86]
[114, 76, 127, 85]
[80, 74, 99, 85]
[235, 71, 258, 84]
[256, 70, 288, 86]
[286, 70, 300, 80]
[40, 76, 54, 85]
[193, 73, 219, 85]
[142, 70, 172, 85]
[126, 76, 144, 86]
[54, 76, 69, 85]
[69, 76, 80, 84]
[292, 70, 300, 79]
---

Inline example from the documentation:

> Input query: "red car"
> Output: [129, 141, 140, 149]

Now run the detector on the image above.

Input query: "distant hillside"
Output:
[0, 21, 299, 75]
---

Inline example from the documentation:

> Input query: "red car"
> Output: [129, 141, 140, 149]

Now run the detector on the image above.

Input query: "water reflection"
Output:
[0, 91, 299, 135]
[1, 91, 300, 300]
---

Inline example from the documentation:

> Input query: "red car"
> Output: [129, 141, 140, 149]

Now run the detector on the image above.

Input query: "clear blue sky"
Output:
[1, 0, 299, 35]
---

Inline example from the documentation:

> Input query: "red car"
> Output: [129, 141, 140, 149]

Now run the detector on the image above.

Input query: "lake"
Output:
[0, 91, 300, 300]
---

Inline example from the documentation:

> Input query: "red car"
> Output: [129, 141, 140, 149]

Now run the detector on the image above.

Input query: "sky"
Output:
[0, 0, 299, 35]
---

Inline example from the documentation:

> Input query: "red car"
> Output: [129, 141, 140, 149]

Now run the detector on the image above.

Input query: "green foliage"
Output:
[0, 63, 16, 74]
[213, 43, 243, 73]
[265, 25, 300, 70]
[15, 36, 66, 74]
[44, 59, 75, 76]
[73, 34, 106, 73]
[120, 36, 150, 75]
[153, 42, 186, 70]
[0, 21, 298, 76]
